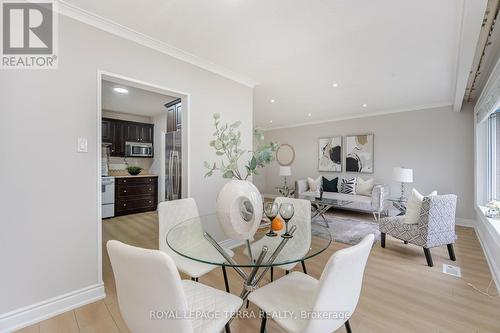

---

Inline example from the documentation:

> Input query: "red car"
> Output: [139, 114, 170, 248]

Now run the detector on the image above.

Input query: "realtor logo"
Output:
[1, 0, 58, 69]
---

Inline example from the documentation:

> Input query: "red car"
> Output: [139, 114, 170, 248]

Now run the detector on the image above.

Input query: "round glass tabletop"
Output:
[166, 214, 332, 268]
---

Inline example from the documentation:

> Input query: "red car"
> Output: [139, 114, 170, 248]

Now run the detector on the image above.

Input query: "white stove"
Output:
[102, 176, 115, 218]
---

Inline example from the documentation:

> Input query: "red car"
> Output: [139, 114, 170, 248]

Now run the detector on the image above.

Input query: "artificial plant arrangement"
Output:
[126, 165, 143, 175]
[204, 113, 278, 180]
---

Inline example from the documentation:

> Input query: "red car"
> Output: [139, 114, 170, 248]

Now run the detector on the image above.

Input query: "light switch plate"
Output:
[77, 137, 88, 153]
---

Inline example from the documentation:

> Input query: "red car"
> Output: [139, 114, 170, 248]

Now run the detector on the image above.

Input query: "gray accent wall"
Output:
[254, 106, 474, 219]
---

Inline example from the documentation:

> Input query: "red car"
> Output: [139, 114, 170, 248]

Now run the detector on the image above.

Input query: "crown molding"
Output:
[259, 102, 453, 131]
[56, 0, 259, 88]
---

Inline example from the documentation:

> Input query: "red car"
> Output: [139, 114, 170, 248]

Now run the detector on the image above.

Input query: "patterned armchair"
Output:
[379, 194, 457, 267]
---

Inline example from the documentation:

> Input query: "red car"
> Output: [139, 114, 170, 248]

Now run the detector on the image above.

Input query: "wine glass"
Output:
[279, 203, 295, 239]
[264, 202, 279, 237]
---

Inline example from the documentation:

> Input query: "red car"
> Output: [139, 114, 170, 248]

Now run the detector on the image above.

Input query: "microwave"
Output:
[125, 141, 153, 157]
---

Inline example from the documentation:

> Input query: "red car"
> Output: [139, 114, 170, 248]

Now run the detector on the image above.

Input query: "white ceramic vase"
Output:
[216, 179, 263, 240]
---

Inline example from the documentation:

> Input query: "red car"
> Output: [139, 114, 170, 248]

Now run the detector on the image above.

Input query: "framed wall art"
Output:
[318, 137, 342, 172]
[345, 134, 374, 173]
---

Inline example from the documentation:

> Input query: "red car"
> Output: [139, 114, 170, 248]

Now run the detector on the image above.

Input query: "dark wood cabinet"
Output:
[115, 176, 158, 216]
[102, 118, 154, 157]
[102, 119, 113, 142]
[165, 99, 182, 133]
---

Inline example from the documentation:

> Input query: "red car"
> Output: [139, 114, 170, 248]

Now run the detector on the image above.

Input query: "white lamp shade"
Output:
[279, 166, 291, 177]
[393, 167, 413, 183]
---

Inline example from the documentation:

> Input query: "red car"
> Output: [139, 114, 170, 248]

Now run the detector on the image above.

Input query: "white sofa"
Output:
[295, 178, 390, 220]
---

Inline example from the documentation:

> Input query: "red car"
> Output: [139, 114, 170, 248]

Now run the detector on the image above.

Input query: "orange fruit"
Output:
[272, 217, 284, 231]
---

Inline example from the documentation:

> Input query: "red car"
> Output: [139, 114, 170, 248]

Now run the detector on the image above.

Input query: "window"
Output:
[486, 111, 500, 201]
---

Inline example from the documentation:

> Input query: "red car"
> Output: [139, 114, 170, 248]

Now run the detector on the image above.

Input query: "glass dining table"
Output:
[166, 214, 331, 301]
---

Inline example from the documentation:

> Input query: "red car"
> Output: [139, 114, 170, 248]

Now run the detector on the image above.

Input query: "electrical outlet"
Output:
[77, 137, 88, 153]
[443, 264, 461, 277]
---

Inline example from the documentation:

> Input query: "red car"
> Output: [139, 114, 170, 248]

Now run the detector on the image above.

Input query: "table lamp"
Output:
[279, 166, 291, 187]
[393, 167, 413, 202]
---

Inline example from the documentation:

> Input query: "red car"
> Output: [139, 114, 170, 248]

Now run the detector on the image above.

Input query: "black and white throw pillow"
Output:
[340, 177, 357, 194]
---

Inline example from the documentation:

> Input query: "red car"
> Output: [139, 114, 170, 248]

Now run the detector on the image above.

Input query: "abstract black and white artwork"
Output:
[345, 134, 374, 173]
[318, 137, 342, 172]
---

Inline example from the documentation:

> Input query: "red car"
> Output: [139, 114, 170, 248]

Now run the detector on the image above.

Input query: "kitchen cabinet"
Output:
[102, 118, 154, 157]
[102, 119, 113, 142]
[102, 119, 124, 156]
[166, 99, 182, 133]
[123, 122, 153, 142]
[115, 176, 158, 216]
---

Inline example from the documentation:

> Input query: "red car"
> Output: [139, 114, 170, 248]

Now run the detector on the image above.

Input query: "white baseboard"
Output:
[456, 218, 476, 228]
[0, 283, 105, 333]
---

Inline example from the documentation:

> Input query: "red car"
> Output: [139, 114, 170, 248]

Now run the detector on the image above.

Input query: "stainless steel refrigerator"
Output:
[165, 131, 182, 200]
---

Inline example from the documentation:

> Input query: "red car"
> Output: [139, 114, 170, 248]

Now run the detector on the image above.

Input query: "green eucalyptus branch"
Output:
[204, 113, 278, 180]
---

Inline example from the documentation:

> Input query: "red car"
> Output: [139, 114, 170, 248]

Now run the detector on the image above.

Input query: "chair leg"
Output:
[403, 241, 408, 244]
[260, 311, 267, 333]
[380, 232, 386, 248]
[225, 323, 231, 333]
[423, 248, 433, 267]
[285, 270, 290, 275]
[345, 320, 352, 333]
[222, 265, 230, 292]
[447, 244, 456, 261]
[270, 266, 274, 282]
[301, 260, 308, 274]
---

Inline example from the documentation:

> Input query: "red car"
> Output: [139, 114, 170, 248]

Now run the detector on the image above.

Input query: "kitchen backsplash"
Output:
[108, 156, 154, 172]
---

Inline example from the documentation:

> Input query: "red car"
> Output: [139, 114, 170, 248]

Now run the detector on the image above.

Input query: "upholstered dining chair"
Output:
[249, 234, 374, 333]
[107, 240, 242, 333]
[245, 197, 311, 280]
[379, 194, 457, 267]
[158, 198, 233, 291]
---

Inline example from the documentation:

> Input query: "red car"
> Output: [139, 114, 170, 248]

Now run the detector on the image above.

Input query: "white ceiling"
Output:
[102, 80, 177, 116]
[65, 0, 486, 128]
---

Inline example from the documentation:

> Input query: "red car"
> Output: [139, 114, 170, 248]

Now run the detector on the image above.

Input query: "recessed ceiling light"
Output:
[362, 103, 368, 108]
[113, 87, 129, 94]
[270, 99, 275, 103]
[269, 120, 273, 123]
[307, 113, 312, 117]
[332, 83, 338, 87]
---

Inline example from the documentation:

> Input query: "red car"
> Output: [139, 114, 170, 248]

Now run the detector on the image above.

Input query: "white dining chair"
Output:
[158, 198, 233, 291]
[107, 240, 243, 333]
[246, 197, 312, 280]
[248, 234, 374, 333]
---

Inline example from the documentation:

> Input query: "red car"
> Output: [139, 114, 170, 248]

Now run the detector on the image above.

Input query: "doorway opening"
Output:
[96, 71, 190, 285]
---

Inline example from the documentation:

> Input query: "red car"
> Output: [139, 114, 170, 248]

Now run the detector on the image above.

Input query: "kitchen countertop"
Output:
[111, 174, 158, 178]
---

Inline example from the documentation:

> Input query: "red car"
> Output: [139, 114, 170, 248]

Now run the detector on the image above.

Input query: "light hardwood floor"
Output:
[16, 211, 500, 333]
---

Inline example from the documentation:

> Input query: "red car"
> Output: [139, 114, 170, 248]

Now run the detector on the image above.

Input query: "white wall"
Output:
[0, 14, 252, 323]
[254, 106, 474, 219]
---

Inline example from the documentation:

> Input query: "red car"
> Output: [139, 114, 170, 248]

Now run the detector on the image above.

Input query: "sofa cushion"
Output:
[307, 176, 322, 192]
[322, 176, 338, 192]
[357, 177, 375, 196]
[340, 177, 356, 194]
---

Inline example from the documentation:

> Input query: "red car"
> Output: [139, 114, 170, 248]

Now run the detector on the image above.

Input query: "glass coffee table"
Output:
[166, 214, 331, 302]
[298, 194, 354, 227]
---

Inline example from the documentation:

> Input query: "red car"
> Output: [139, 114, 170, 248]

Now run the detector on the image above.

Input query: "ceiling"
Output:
[102, 80, 177, 116]
[65, 0, 487, 128]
